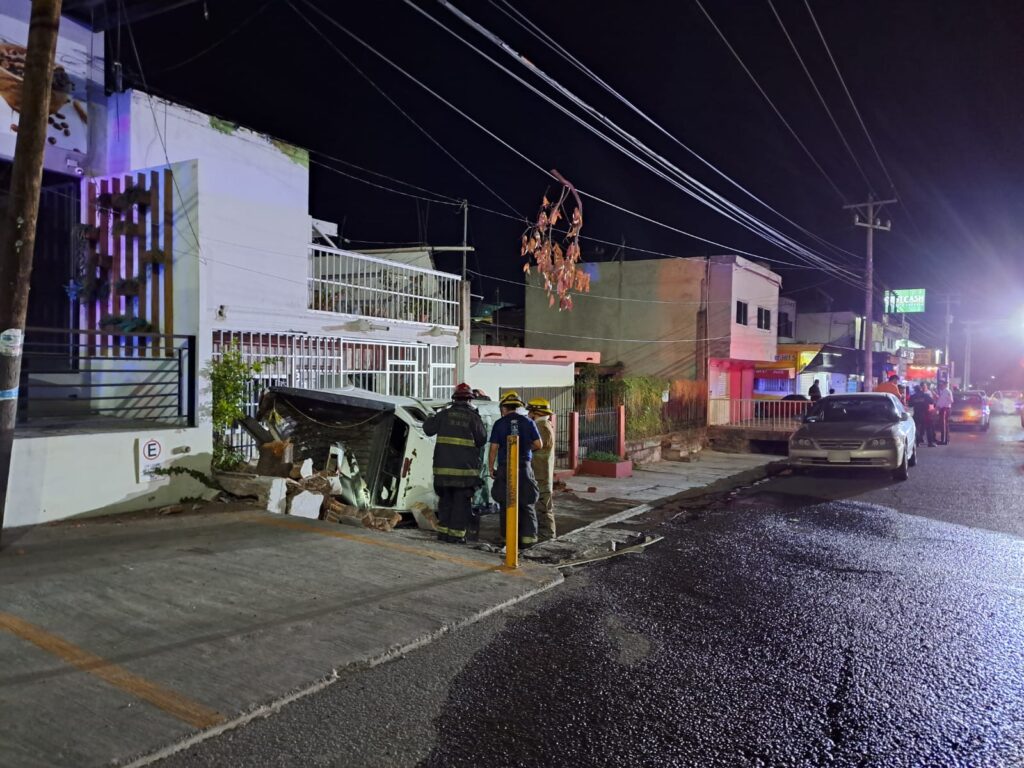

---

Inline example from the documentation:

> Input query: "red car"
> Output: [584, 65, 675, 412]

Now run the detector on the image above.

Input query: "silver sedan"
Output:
[788, 393, 917, 481]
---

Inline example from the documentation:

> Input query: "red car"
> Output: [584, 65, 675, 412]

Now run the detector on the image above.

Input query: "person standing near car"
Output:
[909, 384, 936, 447]
[488, 392, 543, 549]
[934, 381, 954, 445]
[808, 379, 822, 401]
[422, 383, 488, 544]
[875, 374, 905, 404]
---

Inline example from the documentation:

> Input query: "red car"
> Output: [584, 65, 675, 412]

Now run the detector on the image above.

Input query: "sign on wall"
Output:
[1, 5, 98, 162]
[884, 289, 926, 314]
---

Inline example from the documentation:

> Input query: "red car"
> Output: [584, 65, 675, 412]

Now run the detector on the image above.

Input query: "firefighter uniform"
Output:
[423, 384, 487, 543]
[528, 399, 556, 541]
[489, 392, 542, 547]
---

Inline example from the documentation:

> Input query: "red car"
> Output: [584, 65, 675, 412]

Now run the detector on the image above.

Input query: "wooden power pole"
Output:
[0, 0, 63, 539]
[843, 195, 896, 390]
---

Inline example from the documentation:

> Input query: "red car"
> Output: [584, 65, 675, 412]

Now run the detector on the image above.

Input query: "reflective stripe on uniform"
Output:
[435, 525, 450, 535]
[520, 536, 538, 545]
[436, 436, 477, 447]
[434, 467, 480, 477]
[448, 528, 467, 538]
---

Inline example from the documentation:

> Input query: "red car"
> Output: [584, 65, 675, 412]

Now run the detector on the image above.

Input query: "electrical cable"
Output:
[287, 0, 521, 218]
[291, 0, 844, 276]
[803, 0, 897, 193]
[766, 0, 875, 194]
[693, 0, 848, 203]
[148, 0, 279, 74]
[491, 0, 862, 265]
[416, 0, 863, 286]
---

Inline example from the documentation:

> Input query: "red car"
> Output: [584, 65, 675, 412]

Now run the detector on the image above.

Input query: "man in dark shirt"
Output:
[908, 384, 936, 447]
[488, 391, 543, 548]
[423, 383, 487, 544]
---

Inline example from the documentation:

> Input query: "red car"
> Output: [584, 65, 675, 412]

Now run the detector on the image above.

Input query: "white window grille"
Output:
[213, 331, 452, 456]
[307, 245, 461, 328]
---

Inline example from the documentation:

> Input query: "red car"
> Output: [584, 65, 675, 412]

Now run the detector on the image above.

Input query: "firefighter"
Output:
[527, 398, 557, 541]
[488, 391, 543, 548]
[422, 383, 487, 544]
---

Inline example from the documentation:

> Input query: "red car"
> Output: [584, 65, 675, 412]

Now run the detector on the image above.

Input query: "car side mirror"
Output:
[899, 411, 910, 421]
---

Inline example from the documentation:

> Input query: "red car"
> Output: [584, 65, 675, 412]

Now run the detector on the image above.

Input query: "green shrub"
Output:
[585, 450, 624, 463]
[622, 376, 667, 440]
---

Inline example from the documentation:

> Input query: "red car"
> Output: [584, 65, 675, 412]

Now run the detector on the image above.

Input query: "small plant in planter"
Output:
[579, 450, 633, 479]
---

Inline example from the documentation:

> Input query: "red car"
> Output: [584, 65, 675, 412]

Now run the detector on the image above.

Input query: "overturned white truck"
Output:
[254, 387, 501, 523]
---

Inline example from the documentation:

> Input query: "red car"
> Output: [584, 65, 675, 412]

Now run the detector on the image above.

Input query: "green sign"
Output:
[884, 288, 926, 314]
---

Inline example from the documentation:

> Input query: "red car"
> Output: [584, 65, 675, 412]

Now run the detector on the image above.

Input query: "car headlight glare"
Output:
[867, 437, 895, 448]
[790, 437, 814, 448]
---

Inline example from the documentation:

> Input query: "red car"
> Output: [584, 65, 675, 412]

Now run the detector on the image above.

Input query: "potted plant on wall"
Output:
[579, 450, 633, 479]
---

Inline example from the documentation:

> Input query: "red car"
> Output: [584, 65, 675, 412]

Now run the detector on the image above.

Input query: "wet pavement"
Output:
[159, 416, 1024, 767]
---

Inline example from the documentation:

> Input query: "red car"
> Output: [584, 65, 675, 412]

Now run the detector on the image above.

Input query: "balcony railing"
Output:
[709, 397, 810, 431]
[307, 245, 461, 329]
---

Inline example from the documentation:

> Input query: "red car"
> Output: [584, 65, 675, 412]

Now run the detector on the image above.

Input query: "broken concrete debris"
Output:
[288, 491, 323, 520]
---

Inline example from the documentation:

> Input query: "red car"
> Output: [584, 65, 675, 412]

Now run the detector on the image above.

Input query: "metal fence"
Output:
[708, 398, 810, 431]
[307, 245, 461, 328]
[576, 381, 707, 439]
[16, 327, 195, 429]
[578, 407, 619, 458]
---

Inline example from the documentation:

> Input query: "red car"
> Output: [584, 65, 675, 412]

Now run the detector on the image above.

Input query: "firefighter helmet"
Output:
[527, 398, 553, 416]
[452, 382, 474, 400]
[499, 391, 525, 409]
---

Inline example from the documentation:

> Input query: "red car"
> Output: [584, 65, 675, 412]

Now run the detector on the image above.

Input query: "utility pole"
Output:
[843, 195, 896, 390]
[460, 199, 468, 282]
[960, 319, 984, 390]
[0, 0, 63, 541]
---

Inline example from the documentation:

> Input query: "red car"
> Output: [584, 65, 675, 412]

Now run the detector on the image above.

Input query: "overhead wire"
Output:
[289, 0, 849, 276]
[490, 0, 862, 265]
[287, 0, 521, 218]
[692, 0, 848, 203]
[803, 0, 897, 193]
[766, 0, 876, 194]
[401, 0, 864, 287]
[424, 0, 862, 283]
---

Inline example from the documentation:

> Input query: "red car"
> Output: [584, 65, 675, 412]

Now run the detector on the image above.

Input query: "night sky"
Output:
[104, 0, 1024, 385]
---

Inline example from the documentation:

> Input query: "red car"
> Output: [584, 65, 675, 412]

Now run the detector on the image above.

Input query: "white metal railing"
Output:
[709, 397, 810, 431]
[307, 245, 461, 328]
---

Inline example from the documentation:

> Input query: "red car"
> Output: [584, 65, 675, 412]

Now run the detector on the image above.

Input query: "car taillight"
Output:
[965, 408, 978, 417]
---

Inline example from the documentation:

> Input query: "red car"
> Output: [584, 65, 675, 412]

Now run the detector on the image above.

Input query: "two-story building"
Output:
[523, 254, 781, 418]
[2, 7, 467, 527]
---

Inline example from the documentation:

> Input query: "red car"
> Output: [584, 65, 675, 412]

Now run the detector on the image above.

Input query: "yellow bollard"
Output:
[505, 434, 519, 569]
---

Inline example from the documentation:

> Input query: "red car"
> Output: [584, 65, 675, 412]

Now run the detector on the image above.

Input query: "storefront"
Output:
[753, 344, 822, 399]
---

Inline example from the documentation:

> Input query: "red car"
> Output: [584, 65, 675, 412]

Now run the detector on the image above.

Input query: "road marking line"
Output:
[0, 612, 225, 729]
[255, 516, 521, 573]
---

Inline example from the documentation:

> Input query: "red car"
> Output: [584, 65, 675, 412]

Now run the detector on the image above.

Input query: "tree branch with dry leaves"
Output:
[521, 170, 590, 311]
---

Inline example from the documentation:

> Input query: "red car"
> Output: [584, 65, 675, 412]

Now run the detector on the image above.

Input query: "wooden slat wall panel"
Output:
[80, 168, 176, 357]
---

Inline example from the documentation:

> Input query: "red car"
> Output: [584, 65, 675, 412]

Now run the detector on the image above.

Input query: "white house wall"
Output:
[708, 256, 780, 362]
[466, 361, 575, 398]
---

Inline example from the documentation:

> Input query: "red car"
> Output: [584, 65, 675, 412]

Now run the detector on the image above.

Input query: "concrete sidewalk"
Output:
[477, 451, 780, 541]
[0, 510, 560, 767]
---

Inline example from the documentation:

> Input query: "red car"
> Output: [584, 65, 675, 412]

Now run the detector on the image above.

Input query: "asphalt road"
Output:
[159, 415, 1024, 768]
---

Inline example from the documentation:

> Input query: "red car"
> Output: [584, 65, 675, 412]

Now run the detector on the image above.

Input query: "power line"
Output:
[766, 0, 875, 194]
[291, 0, 852, 278]
[411, 0, 864, 287]
[287, 0, 521, 218]
[693, 0, 848, 203]
[491, 0, 862, 266]
[148, 0, 279, 74]
[803, 0, 897, 192]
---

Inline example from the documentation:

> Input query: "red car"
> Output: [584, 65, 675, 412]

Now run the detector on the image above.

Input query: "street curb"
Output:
[565, 458, 790, 536]
[120, 568, 564, 767]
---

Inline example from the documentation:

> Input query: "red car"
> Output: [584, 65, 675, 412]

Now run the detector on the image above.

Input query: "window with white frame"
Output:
[757, 307, 771, 330]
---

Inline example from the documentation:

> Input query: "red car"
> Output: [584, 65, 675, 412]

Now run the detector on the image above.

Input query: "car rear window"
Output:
[809, 397, 898, 422]
[955, 394, 984, 405]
